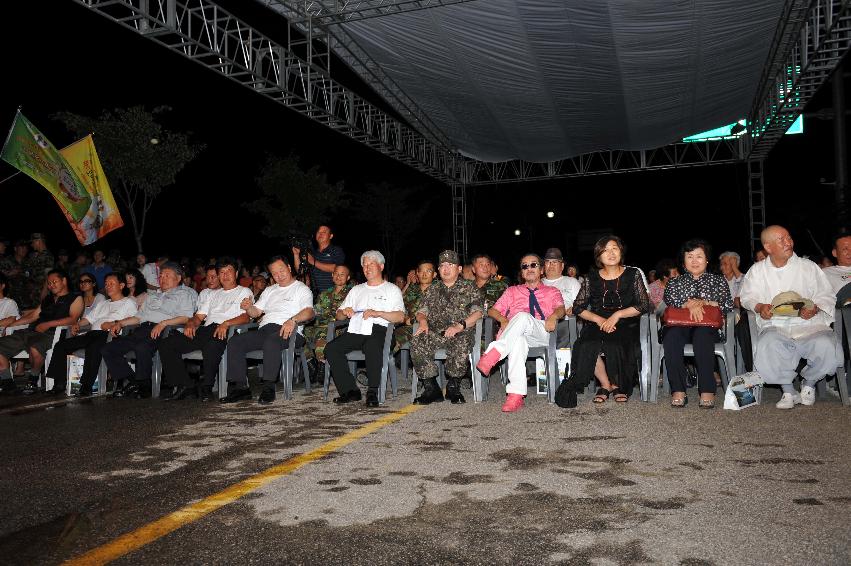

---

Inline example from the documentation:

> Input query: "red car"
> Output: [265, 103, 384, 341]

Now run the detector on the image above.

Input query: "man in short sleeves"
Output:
[326, 250, 405, 407]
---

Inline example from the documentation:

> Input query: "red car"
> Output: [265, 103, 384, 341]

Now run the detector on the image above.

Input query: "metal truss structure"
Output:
[277, 0, 480, 25]
[72, 0, 851, 256]
[746, 0, 851, 159]
[748, 159, 767, 258]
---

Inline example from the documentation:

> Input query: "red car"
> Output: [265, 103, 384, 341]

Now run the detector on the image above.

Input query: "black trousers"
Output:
[735, 314, 753, 372]
[225, 324, 305, 388]
[158, 324, 228, 388]
[662, 326, 717, 394]
[45, 330, 110, 389]
[101, 323, 159, 385]
[326, 326, 388, 395]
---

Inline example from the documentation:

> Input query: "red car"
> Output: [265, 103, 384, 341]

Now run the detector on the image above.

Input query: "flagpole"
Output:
[0, 171, 21, 185]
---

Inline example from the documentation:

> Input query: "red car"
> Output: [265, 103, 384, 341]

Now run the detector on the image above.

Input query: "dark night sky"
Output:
[1, 0, 847, 277]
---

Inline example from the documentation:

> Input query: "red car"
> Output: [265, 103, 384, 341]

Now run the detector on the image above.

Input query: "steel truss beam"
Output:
[451, 183, 468, 262]
[74, 0, 459, 183]
[748, 159, 767, 259]
[746, 0, 851, 159]
[462, 138, 744, 186]
[281, 0, 479, 25]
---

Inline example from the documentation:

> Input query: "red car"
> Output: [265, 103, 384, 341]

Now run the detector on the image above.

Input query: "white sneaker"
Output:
[800, 385, 816, 406]
[776, 392, 802, 409]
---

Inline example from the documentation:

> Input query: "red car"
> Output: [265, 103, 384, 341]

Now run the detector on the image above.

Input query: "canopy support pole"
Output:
[451, 183, 468, 263]
[748, 159, 766, 259]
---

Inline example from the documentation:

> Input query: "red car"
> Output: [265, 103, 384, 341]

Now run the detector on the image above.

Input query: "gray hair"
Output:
[719, 251, 740, 265]
[360, 250, 386, 265]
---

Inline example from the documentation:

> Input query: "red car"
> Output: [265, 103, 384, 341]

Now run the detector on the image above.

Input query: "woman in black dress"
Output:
[561, 236, 649, 407]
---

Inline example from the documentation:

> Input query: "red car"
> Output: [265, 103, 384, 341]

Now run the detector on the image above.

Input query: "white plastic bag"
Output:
[723, 372, 764, 410]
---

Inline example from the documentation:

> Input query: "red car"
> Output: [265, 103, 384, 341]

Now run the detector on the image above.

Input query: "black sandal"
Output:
[593, 387, 612, 404]
[613, 393, 629, 403]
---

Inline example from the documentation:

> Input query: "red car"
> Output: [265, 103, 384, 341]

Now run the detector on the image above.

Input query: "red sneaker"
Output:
[501, 393, 524, 412]
[476, 348, 501, 376]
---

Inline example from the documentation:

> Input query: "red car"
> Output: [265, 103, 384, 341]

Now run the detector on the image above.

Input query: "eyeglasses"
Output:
[79, 280, 94, 285]
[520, 262, 539, 270]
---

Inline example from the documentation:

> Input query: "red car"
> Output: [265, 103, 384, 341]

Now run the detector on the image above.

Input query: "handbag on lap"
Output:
[661, 305, 723, 329]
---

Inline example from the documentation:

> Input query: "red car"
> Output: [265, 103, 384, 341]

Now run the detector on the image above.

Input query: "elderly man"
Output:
[0, 269, 83, 394]
[158, 257, 253, 401]
[719, 251, 745, 307]
[541, 247, 580, 349]
[476, 254, 565, 412]
[411, 250, 483, 404]
[327, 250, 405, 407]
[740, 225, 838, 409]
[223, 254, 314, 405]
[101, 262, 197, 398]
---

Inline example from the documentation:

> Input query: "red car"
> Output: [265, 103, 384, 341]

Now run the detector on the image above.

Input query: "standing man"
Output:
[101, 262, 196, 398]
[293, 225, 345, 294]
[157, 257, 252, 401]
[223, 255, 314, 404]
[411, 250, 483, 404]
[326, 251, 404, 407]
[476, 254, 565, 412]
[25, 233, 54, 306]
[7, 240, 31, 309]
[740, 225, 838, 409]
[0, 269, 83, 394]
[83, 249, 113, 290]
[142, 255, 169, 291]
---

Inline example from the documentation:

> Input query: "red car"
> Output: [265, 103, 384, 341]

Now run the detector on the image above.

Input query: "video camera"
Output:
[288, 231, 313, 280]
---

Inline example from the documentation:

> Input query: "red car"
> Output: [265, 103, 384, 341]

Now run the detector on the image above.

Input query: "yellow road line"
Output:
[63, 403, 422, 566]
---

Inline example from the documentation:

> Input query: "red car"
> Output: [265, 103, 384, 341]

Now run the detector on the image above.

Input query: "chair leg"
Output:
[151, 353, 161, 399]
[323, 363, 330, 401]
[837, 365, 851, 407]
[301, 352, 311, 393]
[389, 360, 398, 397]
[410, 366, 418, 404]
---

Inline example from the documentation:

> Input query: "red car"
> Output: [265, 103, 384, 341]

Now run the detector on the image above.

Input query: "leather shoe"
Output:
[258, 385, 276, 405]
[200, 386, 214, 402]
[365, 389, 379, 407]
[219, 387, 252, 404]
[77, 386, 93, 398]
[333, 389, 362, 404]
[172, 385, 199, 401]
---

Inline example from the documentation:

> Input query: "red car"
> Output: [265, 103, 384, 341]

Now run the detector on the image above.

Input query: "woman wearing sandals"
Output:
[559, 235, 650, 407]
[662, 239, 733, 408]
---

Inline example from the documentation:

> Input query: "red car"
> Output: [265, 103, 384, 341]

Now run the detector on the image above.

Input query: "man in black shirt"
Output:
[293, 225, 345, 294]
[0, 269, 83, 394]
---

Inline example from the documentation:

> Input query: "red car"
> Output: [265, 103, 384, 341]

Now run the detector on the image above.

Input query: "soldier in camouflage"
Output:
[394, 259, 435, 353]
[307, 265, 353, 364]
[411, 250, 483, 404]
[24, 233, 54, 308]
[3, 240, 31, 309]
[472, 253, 509, 311]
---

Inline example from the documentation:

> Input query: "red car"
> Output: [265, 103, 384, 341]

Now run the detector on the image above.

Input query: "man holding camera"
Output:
[293, 225, 345, 294]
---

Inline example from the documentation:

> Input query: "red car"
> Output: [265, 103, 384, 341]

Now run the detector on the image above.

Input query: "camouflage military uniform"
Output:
[24, 250, 54, 308]
[2, 256, 29, 310]
[394, 283, 428, 353]
[478, 277, 509, 312]
[306, 283, 353, 362]
[411, 278, 482, 379]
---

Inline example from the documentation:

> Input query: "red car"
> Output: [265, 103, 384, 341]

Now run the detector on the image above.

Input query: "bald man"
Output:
[740, 225, 838, 409]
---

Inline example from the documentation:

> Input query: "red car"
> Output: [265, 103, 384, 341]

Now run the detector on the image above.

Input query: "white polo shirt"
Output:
[339, 281, 405, 328]
[86, 297, 138, 331]
[198, 285, 254, 326]
[254, 280, 314, 332]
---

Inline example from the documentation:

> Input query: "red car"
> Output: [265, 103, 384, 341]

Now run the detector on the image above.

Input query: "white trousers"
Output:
[754, 327, 839, 385]
[484, 313, 549, 395]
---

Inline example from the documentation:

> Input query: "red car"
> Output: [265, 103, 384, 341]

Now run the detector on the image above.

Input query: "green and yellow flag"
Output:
[1, 111, 91, 221]
[59, 135, 124, 245]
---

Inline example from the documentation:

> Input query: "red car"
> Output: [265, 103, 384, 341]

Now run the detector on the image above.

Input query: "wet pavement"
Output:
[1, 375, 850, 565]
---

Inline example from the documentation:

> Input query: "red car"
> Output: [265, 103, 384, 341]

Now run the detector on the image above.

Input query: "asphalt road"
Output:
[1, 376, 850, 565]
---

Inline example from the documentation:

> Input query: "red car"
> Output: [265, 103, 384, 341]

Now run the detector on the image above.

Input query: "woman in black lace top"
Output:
[560, 236, 649, 407]
[662, 239, 732, 408]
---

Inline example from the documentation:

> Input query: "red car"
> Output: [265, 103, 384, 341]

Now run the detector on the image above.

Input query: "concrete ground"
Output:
[1, 373, 850, 565]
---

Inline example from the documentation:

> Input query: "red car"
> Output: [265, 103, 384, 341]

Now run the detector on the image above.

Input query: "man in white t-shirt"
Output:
[223, 254, 314, 405]
[197, 265, 221, 305]
[157, 257, 253, 401]
[0, 273, 20, 329]
[823, 232, 851, 305]
[142, 255, 168, 291]
[327, 250, 405, 407]
[541, 248, 581, 312]
[45, 273, 138, 396]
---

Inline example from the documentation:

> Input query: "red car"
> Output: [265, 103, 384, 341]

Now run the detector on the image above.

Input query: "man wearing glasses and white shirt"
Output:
[326, 250, 405, 407]
[476, 253, 565, 412]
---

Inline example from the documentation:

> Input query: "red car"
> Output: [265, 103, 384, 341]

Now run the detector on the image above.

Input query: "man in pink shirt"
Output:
[477, 253, 565, 412]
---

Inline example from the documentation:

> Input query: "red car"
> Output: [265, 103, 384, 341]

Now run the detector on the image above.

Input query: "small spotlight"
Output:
[546, 211, 555, 218]
[149, 138, 159, 145]
[514, 229, 521, 236]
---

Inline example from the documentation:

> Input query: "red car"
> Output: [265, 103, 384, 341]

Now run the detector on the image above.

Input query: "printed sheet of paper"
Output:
[348, 312, 374, 336]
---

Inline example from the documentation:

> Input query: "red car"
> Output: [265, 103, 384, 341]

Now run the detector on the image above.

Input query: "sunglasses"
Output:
[79, 279, 94, 285]
[520, 262, 539, 270]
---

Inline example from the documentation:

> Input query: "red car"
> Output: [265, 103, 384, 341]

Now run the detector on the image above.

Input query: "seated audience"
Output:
[395, 260, 435, 352]
[559, 236, 649, 408]
[327, 250, 404, 407]
[158, 257, 252, 401]
[476, 253, 564, 412]
[0, 269, 83, 394]
[541, 247, 581, 314]
[306, 265, 352, 367]
[412, 250, 482, 404]
[823, 231, 851, 305]
[45, 273, 138, 396]
[648, 259, 678, 313]
[740, 225, 838, 409]
[141, 255, 168, 291]
[662, 240, 733, 408]
[78, 275, 106, 319]
[471, 253, 509, 311]
[719, 251, 744, 307]
[124, 268, 148, 310]
[251, 274, 268, 301]
[0, 273, 21, 329]
[101, 262, 196, 398]
[83, 249, 113, 290]
[223, 254, 314, 404]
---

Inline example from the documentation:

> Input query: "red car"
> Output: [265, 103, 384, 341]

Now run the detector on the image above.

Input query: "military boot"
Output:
[445, 377, 466, 404]
[414, 377, 444, 405]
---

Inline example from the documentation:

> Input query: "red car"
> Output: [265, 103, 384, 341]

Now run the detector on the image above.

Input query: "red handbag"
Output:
[662, 305, 723, 329]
